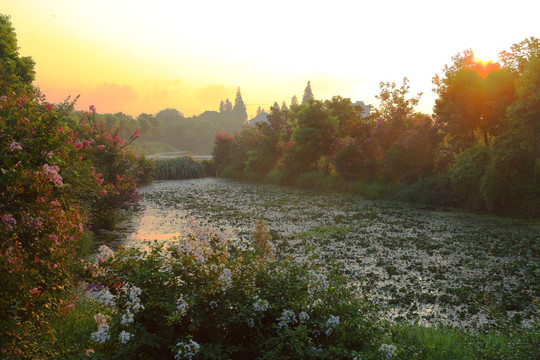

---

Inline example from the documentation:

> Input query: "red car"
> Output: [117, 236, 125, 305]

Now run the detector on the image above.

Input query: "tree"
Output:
[0, 14, 35, 93]
[220, 99, 233, 113]
[232, 87, 248, 123]
[434, 52, 516, 150]
[286, 100, 338, 173]
[499, 37, 540, 74]
[281, 101, 288, 111]
[507, 54, 540, 154]
[256, 106, 263, 116]
[301, 81, 314, 104]
[291, 95, 299, 106]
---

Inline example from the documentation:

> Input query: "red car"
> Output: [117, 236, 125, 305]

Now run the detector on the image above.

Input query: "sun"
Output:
[472, 48, 499, 65]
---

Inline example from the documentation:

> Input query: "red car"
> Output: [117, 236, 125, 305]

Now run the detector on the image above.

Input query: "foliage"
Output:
[449, 145, 490, 210]
[0, 86, 148, 356]
[153, 156, 205, 180]
[0, 14, 35, 94]
[80, 221, 384, 359]
[480, 130, 539, 215]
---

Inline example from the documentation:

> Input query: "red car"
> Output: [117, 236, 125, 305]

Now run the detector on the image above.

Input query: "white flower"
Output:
[91, 314, 110, 343]
[96, 245, 114, 264]
[123, 284, 144, 313]
[253, 296, 268, 312]
[246, 317, 255, 328]
[121, 311, 134, 325]
[119, 330, 132, 344]
[379, 344, 397, 360]
[87, 287, 116, 307]
[277, 309, 296, 328]
[218, 268, 232, 291]
[298, 311, 310, 323]
[177, 296, 188, 315]
[325, 315, 340, 336]
[174, 339, 200, 360]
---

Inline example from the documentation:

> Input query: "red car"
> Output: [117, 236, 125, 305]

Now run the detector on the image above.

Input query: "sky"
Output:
[3, 0, 539, 119]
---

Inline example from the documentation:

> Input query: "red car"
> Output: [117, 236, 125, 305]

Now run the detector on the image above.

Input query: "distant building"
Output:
[351, 101, 371, 117]
[248, 112, 268, 126]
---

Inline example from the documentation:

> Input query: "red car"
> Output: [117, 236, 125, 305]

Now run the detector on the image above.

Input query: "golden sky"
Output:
[4, 0, 539, 119]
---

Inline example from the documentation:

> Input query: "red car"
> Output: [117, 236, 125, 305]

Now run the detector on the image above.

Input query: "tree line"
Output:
[213, 39, 540, 217]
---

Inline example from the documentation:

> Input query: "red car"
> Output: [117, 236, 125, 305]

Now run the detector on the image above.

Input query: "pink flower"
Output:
[82, 140, 90, 147]
[89, 105, 96, 113]
[9, 142, 22, 151]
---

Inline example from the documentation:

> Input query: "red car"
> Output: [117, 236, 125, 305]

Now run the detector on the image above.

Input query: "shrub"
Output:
[295, 172, 343, 191]
[449, 145, 490, 210]
[153, 156, 205, 180]
[480, 130, 539, 215]
[263, 169, 286, 185]
[80, 220, 384, 359]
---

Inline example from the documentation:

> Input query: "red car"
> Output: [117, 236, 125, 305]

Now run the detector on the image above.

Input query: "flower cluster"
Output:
[277, 309, 297, 328]
[91, 313, 111, 343]
[325, 314, 340, 336]
[96, 244, 114, 263]
[252, 296, 268, 312]
[42, 163, 63, 187]
[174, 339, 200, 360]
[379, 344, 397, 360]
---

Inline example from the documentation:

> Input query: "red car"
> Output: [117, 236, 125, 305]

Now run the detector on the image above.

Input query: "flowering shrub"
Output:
[81, 219, 385, 359]
[0, 87, 148, 356]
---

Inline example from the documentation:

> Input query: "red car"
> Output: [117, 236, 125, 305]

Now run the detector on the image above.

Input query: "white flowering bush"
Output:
[81, 220, 385, 359]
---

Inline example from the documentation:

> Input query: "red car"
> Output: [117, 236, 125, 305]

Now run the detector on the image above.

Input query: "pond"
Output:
[102, 177, 539, 329]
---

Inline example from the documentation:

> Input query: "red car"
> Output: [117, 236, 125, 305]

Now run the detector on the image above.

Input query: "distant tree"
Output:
[232, 87, 248, 123]
[219, 100, 227, 113]
[291, 95, 299, 106]
[301, 81, 314, 104]
[156, 108, 184, 123]
[256, 106, 263, 116]
[0, 14, 35, 93]
[224, 99, 233, 113]
[272, 102, 280, 111]
[281, 101, 288, 111]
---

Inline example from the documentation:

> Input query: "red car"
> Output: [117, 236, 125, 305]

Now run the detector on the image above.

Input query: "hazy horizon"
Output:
[4, 0, 539, 118]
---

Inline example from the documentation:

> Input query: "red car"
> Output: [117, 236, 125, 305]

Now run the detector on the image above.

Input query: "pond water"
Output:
[102, 177, 539, 329]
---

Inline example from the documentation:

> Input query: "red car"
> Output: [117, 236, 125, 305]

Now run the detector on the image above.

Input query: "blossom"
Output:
[379, 344, 397, 360]
[96, 245, 114, 263]
[121, 311, 134, 325]
[298, 311, 310, 323]
[325, 314, 340, 336]
[119, 331, 132, 344]
[91, 314, 111, 343]
[176, 296, 188, 315]
[174, 339, 200, 360]
[2, 214, 17, 231]
[253, 296, 268, 312]
[86, 286, 116, 306]
[42, 163, 63, 186]
[9, 142, 22, 151]
[277, 309, 296, 328]
[218, 268, 232, 291]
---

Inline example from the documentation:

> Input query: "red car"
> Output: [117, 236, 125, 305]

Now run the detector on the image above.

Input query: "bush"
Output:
[263, 169, 287, 185]
[80, 220, 384, 359]
[295, 172, 343, 191]
[480, 130, 539, 215]
[449, 145, 490, 210]
[153, 156, 205, 180]
[395, 174, 452, 206]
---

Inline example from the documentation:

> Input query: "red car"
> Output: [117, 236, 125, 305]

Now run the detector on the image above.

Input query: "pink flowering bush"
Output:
[0, 88, 148, 356]
[80, 220, 383, 359]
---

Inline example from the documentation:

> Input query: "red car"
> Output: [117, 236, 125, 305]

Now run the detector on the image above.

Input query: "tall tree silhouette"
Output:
[233, 87, 248, 123]
[301, 81, 314, 104]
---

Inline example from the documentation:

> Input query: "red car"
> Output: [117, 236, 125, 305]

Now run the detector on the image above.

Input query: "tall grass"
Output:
[153, 156, 205, 180]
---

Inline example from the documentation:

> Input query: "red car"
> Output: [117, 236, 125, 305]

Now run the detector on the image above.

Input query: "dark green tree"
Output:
[0, 14, 35, 93]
